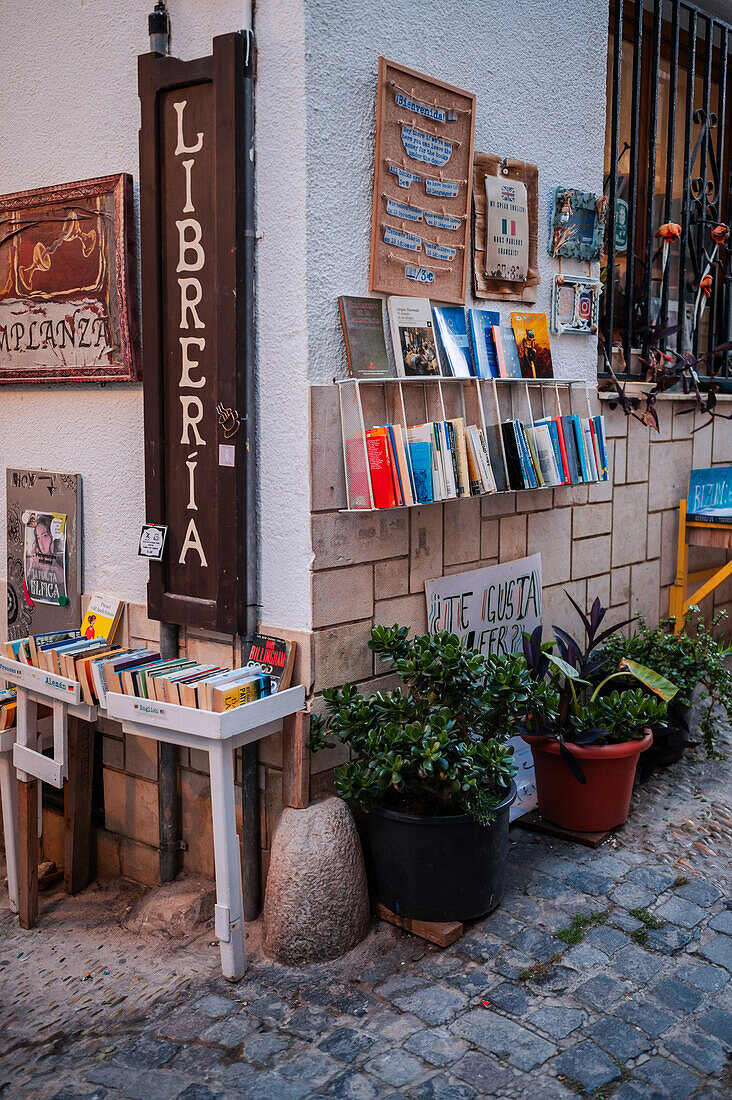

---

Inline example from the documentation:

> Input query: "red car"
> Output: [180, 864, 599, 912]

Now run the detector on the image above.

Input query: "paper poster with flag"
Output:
[484, 175, 529, 282]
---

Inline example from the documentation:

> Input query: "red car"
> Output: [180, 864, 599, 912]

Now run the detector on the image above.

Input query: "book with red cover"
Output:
[365, 428, 398, 507]
[553, 417, 573, 484]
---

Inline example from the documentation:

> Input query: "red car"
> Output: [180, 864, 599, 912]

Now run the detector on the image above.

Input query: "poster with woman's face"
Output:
[23, 511, 68, 605]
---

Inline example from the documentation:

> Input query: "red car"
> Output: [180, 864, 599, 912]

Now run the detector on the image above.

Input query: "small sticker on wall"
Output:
[138, 524, 168, 560]
[219, 444, 236, 467]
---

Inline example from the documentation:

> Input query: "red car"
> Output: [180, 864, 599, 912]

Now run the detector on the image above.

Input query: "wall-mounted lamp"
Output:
[148, 1, 170, 55]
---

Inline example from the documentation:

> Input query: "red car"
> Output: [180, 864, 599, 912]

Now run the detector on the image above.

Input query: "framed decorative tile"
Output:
[550, 274, 601, 335]
[549, 186, 606, 262]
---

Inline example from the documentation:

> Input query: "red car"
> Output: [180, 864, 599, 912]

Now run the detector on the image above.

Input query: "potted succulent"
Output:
[308, 624, 556, 922]
[520, 594, 677, 832]
[599, 608, 731, 773]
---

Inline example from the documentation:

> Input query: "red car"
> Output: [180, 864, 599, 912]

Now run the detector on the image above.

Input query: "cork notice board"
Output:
[472, 155, 540, 303]
[369, 58, 475, 305]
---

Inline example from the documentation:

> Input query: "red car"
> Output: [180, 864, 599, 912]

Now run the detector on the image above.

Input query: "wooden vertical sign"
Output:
[138, 33, 254, 633]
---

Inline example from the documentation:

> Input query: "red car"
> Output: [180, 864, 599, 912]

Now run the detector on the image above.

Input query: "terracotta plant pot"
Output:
[522, 733, 653, 832]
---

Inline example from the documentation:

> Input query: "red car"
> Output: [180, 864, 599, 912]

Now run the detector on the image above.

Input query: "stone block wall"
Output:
[307, 384, 732, 800]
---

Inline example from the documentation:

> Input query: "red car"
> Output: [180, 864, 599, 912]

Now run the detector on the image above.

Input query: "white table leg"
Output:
[0, 745, 19, 913]
[208, 740, 246, 981]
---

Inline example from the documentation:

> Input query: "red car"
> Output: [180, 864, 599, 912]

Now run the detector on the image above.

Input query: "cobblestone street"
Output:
[2, 727, 731, 1100]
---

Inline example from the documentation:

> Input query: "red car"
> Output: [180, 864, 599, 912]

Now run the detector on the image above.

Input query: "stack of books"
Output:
[2, 622, 295, 715]
[0, 687, 17, 731]
[501, 413, 609, 490]
[347, 416, 498, 508]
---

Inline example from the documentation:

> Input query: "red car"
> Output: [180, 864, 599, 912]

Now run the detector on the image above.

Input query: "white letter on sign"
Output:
[179, 337, 206, 387]
[173, 101, 204, 155]
[179, 278, 205, 329]
[176, 220, 205, 272]
[179, 518, 208, 566]
[180, 395, 206, 445]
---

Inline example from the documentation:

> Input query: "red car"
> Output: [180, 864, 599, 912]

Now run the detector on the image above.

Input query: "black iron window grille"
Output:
[602, 0, 732, 390]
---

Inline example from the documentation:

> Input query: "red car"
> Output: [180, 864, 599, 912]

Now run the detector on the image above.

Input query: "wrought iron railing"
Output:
[602, 0, 732, 389]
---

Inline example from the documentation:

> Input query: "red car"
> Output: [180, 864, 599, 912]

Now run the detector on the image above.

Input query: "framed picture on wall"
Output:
[0, 173, 139, 383]
[549, 186, 607, 262]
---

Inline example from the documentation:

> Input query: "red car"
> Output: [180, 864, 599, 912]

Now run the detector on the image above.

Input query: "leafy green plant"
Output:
[308, 625, 557, 823]
[555, 910, 608, 945]
[520, 592, 677, 782]
[599, 608, 732, 757]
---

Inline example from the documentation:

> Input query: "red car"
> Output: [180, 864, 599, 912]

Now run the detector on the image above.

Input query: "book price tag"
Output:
[138, 524, 168, 560]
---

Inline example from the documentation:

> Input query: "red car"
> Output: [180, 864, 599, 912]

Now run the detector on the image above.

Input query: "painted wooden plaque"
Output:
[6, 469, 81, 640]
[0, 174, 139, 383]
[138, 33, 254, 633]
[472, 155, 540, 303]
[370, 58, 475, 304]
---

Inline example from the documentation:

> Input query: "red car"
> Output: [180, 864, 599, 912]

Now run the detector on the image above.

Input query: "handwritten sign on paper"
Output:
[425, 554, 542, 819]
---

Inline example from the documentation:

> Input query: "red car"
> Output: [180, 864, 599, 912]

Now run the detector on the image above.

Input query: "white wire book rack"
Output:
[336, 375, 597, 512]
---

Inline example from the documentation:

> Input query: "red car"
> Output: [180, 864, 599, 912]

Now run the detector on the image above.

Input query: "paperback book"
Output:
[387, 296, 442, 377]
[338, 296, 393, 378]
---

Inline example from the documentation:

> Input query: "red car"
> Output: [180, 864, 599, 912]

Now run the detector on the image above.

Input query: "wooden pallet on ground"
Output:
[512, 809, 612, 848]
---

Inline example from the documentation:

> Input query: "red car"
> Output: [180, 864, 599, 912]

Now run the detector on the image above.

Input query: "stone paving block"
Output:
[616, 999, 675, 1037]
[651, 977, 703, 1014]
[478, 909, 527, 940]
[510, 928, 562, 962]
[241, 1029, 291, 1065]
[168, 1046, 224, 1077]
[646, 925, 692, 955]
[564, 943, 607, 971]
[698, 1008, 732, 1046]
[378, 973, 429, 999]
[669, 1030, 727, 1074]
[408, 1074, 476, 1100]
[248, 992, 291, 1023]
[451, 1008, 557, 1070]
[655, 896, 706, 928]
[363, 1009, 423, 1042]
[698, 934, 732, 970]
[677, 962, 729, 991]
[610, 882, 656, 909]
[584, 925, 630, 956]
[455, 934, 501, 964]
[527, 1006, 586, 1039]
[709, 910, 732, 936]
[537, 855, 584, 881]
[574, 973, 632, 1010]
[584, 1016, 651, 1060]
[491, 950, 534, 981]
[627, 865, 677, 893]
[249, 1071, 312, 1100]
[304, 983, 378, 1018]
[113, 1038, 179, 1069]
[485, 982, 529, 1015]
[403, 1027, 469, 1068]
[278, 1048, 343, 1088]
[318, 1026, 378, 1063]
[122, 1070, 190, 1100]
[176, 1086, 219, 1100]
[192, 994, 236, 1019]
[612, 1085, 666, 1100]
[450, 1050, 513, 1093]
[527, 874, 567, 900]
[329, 1069, 387, 1099]
[676, 879, 723, 908]
[285, 1006, 337, 1040]
[608, 909, 644, 934]
[363, 1048, 424, 1087]
[566, 868, 613, 896]
[86, 1065, 139, 1090]
[634, 1056, 699, 1099]
[612, 944, 665, 982]
[445, 969, 495, 997]
[201, 1014, 259, 1047]
[391, 984, 468, 1026]
[551, 1041, 620, 1091]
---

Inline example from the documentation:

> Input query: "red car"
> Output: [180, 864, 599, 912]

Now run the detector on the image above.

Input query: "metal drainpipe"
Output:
[158, 620, 180, 883]
[239, 27, 261, 922]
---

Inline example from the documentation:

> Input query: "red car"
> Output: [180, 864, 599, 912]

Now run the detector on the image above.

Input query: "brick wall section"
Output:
[308, 384, 732, 799]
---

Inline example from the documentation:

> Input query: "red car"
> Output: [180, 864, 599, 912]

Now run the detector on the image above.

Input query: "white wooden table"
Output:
[106, 686, 305, 980]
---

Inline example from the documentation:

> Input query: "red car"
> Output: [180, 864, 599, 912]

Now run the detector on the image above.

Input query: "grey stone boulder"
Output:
[263, 797, 370, 965]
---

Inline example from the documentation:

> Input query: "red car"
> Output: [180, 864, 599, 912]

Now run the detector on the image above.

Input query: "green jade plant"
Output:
[520, 593, 677, 782]
[308, 625, 557, 824]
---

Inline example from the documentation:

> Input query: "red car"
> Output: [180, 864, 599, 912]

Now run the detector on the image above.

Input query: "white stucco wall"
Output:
[0, 0, 315, 631]
[303, 0, 609, 385]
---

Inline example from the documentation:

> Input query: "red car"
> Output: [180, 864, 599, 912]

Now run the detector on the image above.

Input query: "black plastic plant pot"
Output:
[362, 781, 516, 923]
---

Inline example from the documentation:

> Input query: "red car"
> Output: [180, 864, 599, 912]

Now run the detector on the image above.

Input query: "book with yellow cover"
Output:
[81, 595, 125, 644]
[212, 673, 271, 713]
